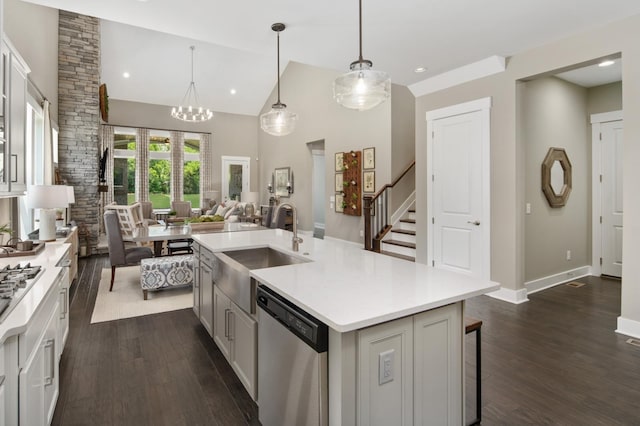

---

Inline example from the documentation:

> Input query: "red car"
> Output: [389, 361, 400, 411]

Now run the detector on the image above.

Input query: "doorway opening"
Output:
[221, 156, 250, 201]
[308, 140, 325, 239]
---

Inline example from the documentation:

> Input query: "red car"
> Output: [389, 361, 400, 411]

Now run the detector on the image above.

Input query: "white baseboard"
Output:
[487, 287, 529, 304]
[616, 317, 640, 339]
[525, 265, 592, 295]
[390, 191, 416, 226]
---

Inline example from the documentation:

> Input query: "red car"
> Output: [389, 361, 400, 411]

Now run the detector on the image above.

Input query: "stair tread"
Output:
[380, 250, 415, 262]
[408, 209, 415, 213]
[400, 218, 416, 224]
[391, 228, 416, 236]
[382, 239, 416, 249]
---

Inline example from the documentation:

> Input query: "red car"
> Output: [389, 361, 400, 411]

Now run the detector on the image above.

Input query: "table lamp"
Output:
[26, 185, 71, 241]
[241, 191, 259, 217]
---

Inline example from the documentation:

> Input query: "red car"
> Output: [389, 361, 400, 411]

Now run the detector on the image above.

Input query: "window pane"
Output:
[113, 128, 136, 204]
[149, 134, 170, 208]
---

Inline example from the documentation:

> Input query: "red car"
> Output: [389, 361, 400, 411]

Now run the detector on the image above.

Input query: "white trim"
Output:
[426, 97, 492, 121]
[487, 287, 529, 304]
[525, 266, 592, 295]
[591, 110, 623, 276]
[616, 317, 640, 339]
[409, 56, 505, 97]
[590, 110, 623, 124]
[426, 97, 492, 280]
[390, 191, 416, 226]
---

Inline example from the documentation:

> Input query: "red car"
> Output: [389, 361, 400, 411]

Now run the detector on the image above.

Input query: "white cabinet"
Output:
[0, 37, 29, 195]
[199, 246, 214, 337]
[213, 285, 257, 400]
[57, 262, 70, 358]
[356, 302, 463, 426]
[192, 243, 201, 318]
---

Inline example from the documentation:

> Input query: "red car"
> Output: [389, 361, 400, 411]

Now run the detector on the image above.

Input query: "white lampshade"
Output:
[204, 190, 220, 203]
[66, 186, 75, 204]
[26, 185, 70, 241]
[241, 191, 259, 205]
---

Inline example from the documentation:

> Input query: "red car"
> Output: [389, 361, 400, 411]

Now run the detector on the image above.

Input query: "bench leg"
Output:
[143, 289, 148, 300]
[109, 266, 116, 291]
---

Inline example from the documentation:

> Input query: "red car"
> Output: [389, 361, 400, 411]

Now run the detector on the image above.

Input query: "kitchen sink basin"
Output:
[212, 247, 310, 315]
[221, 247, 311, 270]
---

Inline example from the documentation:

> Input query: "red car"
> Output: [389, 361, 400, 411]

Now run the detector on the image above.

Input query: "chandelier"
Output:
[260, 23, 297, 136]
[333, 0, 390, 111]
[171, 45, 213, 122]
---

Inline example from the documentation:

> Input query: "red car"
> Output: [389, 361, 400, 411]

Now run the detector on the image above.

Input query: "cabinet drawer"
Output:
[200, 246, 214, 265]
[18, 270, 62, 367]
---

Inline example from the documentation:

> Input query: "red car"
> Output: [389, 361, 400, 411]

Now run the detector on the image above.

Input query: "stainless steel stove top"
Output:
[0, 263, 44, 321]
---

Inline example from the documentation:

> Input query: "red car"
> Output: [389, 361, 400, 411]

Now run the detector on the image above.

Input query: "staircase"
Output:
[380, 208, 416, 262]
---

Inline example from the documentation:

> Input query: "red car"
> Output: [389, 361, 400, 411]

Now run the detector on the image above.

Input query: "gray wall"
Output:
[257, 61, 392, 242]
[414, 13, 640, 330]
[4, 0, 59, 122]
[390, 84, 416, 213]
[108, 99, 259, 194]
[587, 81, 622, 115]
[522, 77, 589, 282]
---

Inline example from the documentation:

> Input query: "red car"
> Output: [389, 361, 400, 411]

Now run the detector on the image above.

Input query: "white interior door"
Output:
[601, 120, 623, 277]
[427, 98, 491, 280]
[221, 156, 250, 201]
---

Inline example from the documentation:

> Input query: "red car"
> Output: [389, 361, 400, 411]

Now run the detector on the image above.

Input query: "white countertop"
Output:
[193, 229, 499, 332]
[0, 242, 70, 344]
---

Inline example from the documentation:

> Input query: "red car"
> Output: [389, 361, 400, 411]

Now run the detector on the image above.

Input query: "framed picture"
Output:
[363, 147, 375, 170]
[335, 152, 344, 171]
[274, 167, 291, 198]
[335, 193, 344, 213]
[335, 173, 343, 192]
[363, 171, 375, 193]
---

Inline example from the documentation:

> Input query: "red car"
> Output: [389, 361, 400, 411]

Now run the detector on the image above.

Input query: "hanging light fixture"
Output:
[260, 23, 297, 136]
[333, 0, 390, 111]
[171, 45, 213, 122]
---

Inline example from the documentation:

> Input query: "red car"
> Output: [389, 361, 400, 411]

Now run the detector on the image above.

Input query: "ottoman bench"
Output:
[140, 254, 194, 300]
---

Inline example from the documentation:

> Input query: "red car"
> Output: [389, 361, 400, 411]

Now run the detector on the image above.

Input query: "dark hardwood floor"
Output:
[52, 255, 259, 426]
[53, 257, 640, 425]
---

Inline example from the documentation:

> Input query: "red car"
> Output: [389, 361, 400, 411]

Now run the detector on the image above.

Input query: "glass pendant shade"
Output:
[260, 103, 297, 136]
[261, 23, 297, 136]
[333, 61, 390, 111]
[171, 46, 213, 123]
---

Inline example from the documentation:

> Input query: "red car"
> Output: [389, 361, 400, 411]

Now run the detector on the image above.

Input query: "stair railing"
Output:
[363, 160, 415, 251]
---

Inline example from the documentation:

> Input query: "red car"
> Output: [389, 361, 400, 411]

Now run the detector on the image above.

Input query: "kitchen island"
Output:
[193, 228, 499, 425]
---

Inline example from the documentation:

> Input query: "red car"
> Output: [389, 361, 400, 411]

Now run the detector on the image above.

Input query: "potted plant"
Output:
[0, 223, 11, 246]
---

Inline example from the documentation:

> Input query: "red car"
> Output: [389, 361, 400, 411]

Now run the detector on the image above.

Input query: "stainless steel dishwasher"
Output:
[256, 285, 329, 426]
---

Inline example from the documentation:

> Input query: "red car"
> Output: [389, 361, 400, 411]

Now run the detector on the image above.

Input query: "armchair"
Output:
[104, 210, 154, 291]
[171, 201, 193, 219]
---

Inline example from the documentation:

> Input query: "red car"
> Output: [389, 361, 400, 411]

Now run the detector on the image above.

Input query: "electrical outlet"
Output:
[360, 230, 364, 237]
[525, 203, 531, 214]
[566, 250, 571, 261]
[379, 349, 394, 385]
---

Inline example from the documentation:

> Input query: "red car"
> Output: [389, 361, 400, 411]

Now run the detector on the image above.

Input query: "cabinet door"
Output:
[0, 47, 7, 193]
[358, 316, 414, 426]
[200, 264, 214, 336]
[19, 340, 45, 426]
[0, 378, 5, 426]
[413, 303, 463, 426]
[230, 305, 257, 400]
[8, 49, 27, 192]
[192, 253, 201, 317]
[213, 286, 232, 361]
[43, 304, 60, 424]
[58, 267, 70, 358]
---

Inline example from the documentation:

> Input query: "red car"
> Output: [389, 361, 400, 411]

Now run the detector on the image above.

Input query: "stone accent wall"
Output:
[58, 11, 100, 253]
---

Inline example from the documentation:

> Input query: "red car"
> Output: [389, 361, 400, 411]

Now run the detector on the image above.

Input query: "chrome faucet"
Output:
[278, 202, 303, 251]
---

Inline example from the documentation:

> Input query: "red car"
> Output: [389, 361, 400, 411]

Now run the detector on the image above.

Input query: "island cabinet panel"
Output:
[357, 316, 413, 426]
[213, 286, 232, 360]
[355, 302, 463, 426]
[413, 303, 463, 425]
[192, 243, 201, 317]
[199, 246, 215, 336]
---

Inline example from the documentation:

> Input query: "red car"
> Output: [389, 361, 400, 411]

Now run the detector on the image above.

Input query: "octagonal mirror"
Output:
[541, 147, 572, 208]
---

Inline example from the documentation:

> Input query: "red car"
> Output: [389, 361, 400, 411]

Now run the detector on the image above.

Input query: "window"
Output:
[19, 98, 44, 239]
[113, 127, 136, 205]
[149, 130, 171, 208]
[184, 133, 200, 209]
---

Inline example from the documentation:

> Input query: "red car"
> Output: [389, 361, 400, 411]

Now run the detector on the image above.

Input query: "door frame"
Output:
[221, 155, 250, 201]
[426, 97, 491, 280]
[590, 110, 623, 276]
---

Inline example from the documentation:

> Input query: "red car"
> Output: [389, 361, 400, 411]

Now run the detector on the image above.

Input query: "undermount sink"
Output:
[221, 247, 311, 270]
[213, 247, 310, 315]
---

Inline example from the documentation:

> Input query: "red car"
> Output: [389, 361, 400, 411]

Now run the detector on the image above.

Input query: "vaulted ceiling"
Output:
[23, 0, 640, 115]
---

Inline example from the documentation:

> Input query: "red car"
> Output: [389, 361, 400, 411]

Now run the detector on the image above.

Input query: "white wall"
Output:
[415, 13, 640, 332]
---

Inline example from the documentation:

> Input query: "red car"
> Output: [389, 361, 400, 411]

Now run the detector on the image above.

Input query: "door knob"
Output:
[467, 220, 481, 226]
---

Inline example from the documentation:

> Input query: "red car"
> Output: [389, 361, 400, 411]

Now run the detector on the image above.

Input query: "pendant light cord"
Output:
[358, 0, 364, 63]
[276, 29, 281, 104]
[190, 45, 195, 83]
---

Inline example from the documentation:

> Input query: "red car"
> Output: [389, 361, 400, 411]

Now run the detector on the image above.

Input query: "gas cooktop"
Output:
[0, 263, 44, 320]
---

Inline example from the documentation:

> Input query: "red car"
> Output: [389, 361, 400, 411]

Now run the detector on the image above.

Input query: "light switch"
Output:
[525, 203, 531, 214]
[379, 349, 394, 385]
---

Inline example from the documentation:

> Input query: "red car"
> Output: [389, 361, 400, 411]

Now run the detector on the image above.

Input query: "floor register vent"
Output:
[565, 281, 585, 288]
[626, 338, 640, 348]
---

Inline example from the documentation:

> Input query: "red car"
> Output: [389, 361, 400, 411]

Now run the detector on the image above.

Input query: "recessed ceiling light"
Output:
[414, 66, 427, 73]
[123, 71, 130, 78]
[598, 60, 615, 67]
[230, 89, 237, 95]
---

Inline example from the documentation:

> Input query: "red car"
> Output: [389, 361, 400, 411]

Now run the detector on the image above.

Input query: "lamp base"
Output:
[39, 209, 57, 241]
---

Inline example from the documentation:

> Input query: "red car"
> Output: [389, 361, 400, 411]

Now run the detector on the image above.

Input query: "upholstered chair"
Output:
[171, 201, 193, 219]
[139, 201, 158, 226]
[104, 210, 154, 291]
